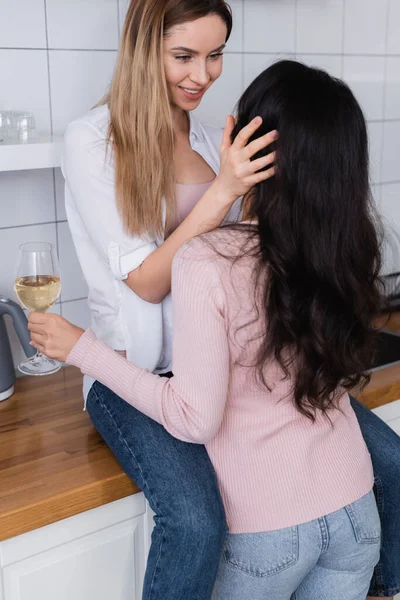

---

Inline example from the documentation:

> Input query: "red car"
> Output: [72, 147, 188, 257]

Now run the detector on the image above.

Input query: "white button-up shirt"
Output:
[63, 104, 239, 399]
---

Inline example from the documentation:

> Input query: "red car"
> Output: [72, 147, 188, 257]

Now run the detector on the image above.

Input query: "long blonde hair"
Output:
[101, 0, 232, 237]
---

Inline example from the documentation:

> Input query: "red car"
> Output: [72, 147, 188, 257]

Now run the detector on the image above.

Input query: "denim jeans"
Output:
[350, 397, 400, 597]
[87, 381, 400, 599]
[211, 490, 381, 600]
[86, 380, 227, 600]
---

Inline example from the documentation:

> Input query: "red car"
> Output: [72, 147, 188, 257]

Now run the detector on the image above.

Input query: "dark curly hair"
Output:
[228, 60, 383, 420]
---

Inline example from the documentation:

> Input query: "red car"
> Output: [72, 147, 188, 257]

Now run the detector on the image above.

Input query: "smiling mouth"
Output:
[179, 87, 205, 95]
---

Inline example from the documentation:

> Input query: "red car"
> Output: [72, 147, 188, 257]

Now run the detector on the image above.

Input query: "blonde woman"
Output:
[61, 1, 275, 599]
[51, 2, 400, 600]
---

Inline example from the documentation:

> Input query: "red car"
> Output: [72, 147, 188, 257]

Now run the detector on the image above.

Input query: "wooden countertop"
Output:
[0, 367, 139, 542]
[1, 314, 400, 542]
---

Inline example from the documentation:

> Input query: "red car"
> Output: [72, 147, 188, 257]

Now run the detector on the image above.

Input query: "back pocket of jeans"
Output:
[345, 490, 381, 544]
[223, 526, 299, 578]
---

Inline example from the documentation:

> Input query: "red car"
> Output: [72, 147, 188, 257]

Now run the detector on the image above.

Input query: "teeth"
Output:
[182, 88, 200, 94]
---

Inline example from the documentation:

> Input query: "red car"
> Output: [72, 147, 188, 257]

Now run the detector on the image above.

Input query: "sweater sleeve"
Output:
[67, 242, 230, 443]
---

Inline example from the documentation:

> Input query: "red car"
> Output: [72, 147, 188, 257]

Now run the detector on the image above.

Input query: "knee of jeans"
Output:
[175, 504, 228, 549]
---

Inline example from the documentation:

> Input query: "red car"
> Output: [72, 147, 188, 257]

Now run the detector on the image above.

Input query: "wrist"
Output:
[210, 178, 238, 208]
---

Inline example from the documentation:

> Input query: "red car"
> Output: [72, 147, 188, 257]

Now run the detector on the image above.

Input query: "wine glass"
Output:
[14, 242, 61, 376]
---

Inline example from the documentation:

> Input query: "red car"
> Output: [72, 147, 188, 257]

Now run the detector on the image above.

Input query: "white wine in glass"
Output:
[14, 242, 61, 376]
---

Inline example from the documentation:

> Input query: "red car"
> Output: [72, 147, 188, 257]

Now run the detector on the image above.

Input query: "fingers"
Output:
[28, 321, 46, 334]
[220, 115, 236, 151]
[30, 340, 45, 353]
[28, 311, 48, 325]
[233, 117, 263, 149]
[247, 151, 276, 175]
[245, 130, 279, 161]
[246, 165, 276, 187]
[30, 331, 47, 344]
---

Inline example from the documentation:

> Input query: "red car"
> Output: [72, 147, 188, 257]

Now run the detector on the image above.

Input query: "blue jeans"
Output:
[86, 380, 227, 600]
[351, 398, 400, 597]
[211, 490, 381, 600]
[86, 382, 400, 599]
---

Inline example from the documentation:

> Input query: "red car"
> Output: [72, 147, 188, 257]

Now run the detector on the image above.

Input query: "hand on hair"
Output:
[28, 312, 85, 362]
[218, 115, 277, 201]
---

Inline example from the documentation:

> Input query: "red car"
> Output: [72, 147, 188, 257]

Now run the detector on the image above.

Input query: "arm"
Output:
[123, 117, 277, 303]
[65, 117, 276, 304]
[28, 242, 230, 444]
[63, 122, 159, 290]
[125, 178, 236, 303]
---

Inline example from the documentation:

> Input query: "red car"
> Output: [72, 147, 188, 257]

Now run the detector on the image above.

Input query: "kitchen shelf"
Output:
[0, 135, 63, 172]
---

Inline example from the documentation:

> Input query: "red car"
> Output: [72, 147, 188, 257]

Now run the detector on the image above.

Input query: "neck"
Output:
[171, 105, 190, 136]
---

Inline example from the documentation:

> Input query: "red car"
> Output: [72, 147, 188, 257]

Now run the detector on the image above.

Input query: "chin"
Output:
[174, 98, 202, 112]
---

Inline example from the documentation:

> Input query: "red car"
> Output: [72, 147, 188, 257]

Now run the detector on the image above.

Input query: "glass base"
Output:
[18, 354, 61, 376]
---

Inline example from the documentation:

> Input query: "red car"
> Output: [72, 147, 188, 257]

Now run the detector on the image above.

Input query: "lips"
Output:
[178, 86, 205, 101]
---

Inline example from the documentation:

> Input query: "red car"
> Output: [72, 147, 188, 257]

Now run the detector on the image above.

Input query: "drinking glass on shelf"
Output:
[0, 111, 36, 142]
[14, 242, 61, 376]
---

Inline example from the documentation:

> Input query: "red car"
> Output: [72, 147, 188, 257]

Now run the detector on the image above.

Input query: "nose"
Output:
[189, 59, 211, 87]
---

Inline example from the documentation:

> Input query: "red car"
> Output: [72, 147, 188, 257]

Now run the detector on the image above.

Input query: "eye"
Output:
[175, 55, 191, 62]
[209, 52, 224, 61]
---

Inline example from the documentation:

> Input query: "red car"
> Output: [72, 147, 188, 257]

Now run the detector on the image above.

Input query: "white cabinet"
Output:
[0, 493, 152, 600]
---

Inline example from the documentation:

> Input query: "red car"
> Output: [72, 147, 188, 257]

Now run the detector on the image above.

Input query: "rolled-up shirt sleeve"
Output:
[63, 121, 158, 281]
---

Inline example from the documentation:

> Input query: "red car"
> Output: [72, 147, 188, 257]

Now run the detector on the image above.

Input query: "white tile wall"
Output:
[57, 221, 88, 302]
[244, 0, 296, 54]
[342, 56, 385, 121]
[387, 0, 400, 55]
[46, 0, 119, 50]
[54, 168, 66, 222]
[49, 50, 117, 135]
[118, 0, 129, 36]
[0, 50, 51, 133]
[0, 0, 46, 48]
[0, 169, 55, 228]
[244, 53, 295, 88]
[343, 0, 389, 55]
[382, 121, 400, 183]
[385, 57, 400, 120]
[296, 54, 343, 78]
[227, 0, 244, 53]
[0, 0, 400, 368]
[296, 0, 344, 55]
[61, 298, 91, 330]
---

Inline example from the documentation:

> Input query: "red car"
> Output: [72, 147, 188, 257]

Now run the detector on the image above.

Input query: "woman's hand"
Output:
[28, 312, 85, 362]
[216, 115, 277, 203]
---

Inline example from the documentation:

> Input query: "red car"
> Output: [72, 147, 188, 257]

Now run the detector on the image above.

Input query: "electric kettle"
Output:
[0, 296, 36, 401]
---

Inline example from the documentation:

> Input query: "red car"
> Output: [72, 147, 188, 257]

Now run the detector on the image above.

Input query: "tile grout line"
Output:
[0, 220, 67, 232]
[379, 0, 392, 188]
[61, 296, 88, 305]
[340, 0, 345, 77]
[117, 0, 121, 37]
[43, 0, 61, 293]
[1, 47, 400, 58]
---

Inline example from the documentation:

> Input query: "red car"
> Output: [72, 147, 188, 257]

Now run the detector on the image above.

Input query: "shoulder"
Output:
[201, 123, 224, 147]
[189, 112, 223, 150]
[64, 105, 111, 160]
[63, 105, 113, 172]
[174, 229, 246, 270]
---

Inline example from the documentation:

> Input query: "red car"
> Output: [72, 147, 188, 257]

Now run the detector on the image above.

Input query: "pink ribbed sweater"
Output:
[67, 230, 374, 534]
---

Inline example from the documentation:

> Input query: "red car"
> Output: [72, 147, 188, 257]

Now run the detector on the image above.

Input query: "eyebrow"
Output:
[170, 44, 226, 55]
